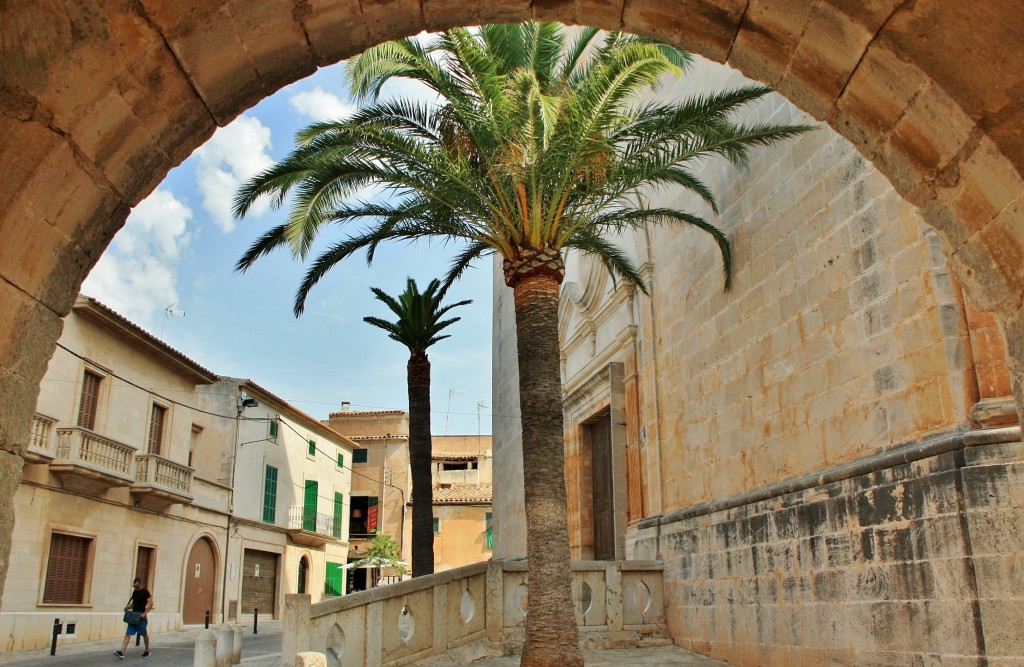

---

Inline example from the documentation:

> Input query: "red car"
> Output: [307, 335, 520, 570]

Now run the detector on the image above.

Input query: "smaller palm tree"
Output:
[364, 277, 471, 577]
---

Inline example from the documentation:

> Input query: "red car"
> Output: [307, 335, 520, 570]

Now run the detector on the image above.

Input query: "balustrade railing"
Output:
[288, 506, 336, 537]
[134, 453, 193, 495]
[55, 426, 135, 477]
[283, 559, 666, 666]
[25, 413, 58, 460]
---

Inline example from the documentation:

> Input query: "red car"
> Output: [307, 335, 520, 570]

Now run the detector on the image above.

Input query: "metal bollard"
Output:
[193, 629, 217, 667]
[231, 625, 242, 664]
[50, 618, 61, 656]
[205, 610, 210, 629]
[215, 623, 233, 667]
[253, 608, 258, 635]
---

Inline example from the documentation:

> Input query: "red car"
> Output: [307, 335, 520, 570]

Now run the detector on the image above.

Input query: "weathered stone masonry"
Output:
[632, 428, 1023, 665]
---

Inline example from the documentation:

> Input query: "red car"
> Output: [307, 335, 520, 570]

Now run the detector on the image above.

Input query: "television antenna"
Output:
[444, 388, 463, 435]
[160, 302, 185, 340]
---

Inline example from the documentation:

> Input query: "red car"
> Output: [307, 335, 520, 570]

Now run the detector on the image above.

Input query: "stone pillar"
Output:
[485, 559, 504, 643]
[216, 623, 232, 667]
[433, 582, 448, 653]
[605, 562, 623, 633]
[366, 600, 383, 665]
[282, 594, 311, 667]
[231, 624, 242, 664]
[0, 287, 66, 605]
[193, 629, 217, 667]
[294, 653, 327, 667]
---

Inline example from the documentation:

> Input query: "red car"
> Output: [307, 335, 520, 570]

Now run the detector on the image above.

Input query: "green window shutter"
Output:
[485, 512, 493, 531]
[262, 466, 278, 524]
[303, 480, 318, 531]
[268, 419, 278, 439]
[353, 449, 368, 464]
[432, 517, 440, 534]
[308, 439, 316, 457]
[337, 452, 344, 469]
[324, 561, 343, 597]
[333, 492, 343, 539]
[486, 512, 493, 548]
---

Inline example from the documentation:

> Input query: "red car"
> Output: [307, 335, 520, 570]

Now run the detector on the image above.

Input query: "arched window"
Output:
[298, 556, 309, 595]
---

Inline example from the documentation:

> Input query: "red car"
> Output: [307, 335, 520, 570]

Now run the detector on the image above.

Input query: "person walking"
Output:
[115, 577, 153, 659]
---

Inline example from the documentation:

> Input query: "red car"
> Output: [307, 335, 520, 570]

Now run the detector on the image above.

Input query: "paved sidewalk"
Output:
[421, 645, 733, 666]
[0, 621, 281, 667]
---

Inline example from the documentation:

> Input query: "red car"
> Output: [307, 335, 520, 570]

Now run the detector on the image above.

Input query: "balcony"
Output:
[287, 507, 342, 547]
[23, 413, 58, 464]
[131, 454, 194, 509]
[51, 427, 135, 494]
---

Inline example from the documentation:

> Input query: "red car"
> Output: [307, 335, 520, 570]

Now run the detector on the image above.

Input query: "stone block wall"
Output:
[632, 432, 1023, 665]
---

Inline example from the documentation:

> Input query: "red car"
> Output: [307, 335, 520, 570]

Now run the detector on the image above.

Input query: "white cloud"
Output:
[82, 189, 193, 329]
[289, 86, 357, 123]
[193, 115, 274, 232]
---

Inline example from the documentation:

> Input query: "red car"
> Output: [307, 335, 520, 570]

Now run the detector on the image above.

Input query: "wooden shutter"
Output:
[77, 371, 101, 430]
[303, 481, 318, 531]
[332, 493, 343, 538]
[367, 496, 379, 532]
[262, 466, 278, 524]
[135, 546, 154, 588]
[324, 561, 343, 597]
[148, 404, 166, 455]
[43, 533, 90, 604]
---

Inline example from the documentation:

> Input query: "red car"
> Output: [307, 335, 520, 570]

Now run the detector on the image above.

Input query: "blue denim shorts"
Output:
[126, 618, 148, 636]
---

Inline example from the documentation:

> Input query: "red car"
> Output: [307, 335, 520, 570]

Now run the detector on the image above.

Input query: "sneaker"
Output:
[114, 651, 124, 659]
[141, 652, 151, 658]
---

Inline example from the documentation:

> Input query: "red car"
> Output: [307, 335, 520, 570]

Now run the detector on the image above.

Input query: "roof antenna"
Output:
[160, 302, 185, 340]
[444, 388, 463, 435]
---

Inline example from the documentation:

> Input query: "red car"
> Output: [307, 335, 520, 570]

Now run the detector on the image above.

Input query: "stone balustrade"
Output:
[51, 426, 136, 493]
[23, 413, 58, 463]
[131, 453, 194, 506]
[283, 559, 667, 666]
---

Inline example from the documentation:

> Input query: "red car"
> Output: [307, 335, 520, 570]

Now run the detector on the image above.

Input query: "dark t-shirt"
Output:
[130, 588, 151, 612]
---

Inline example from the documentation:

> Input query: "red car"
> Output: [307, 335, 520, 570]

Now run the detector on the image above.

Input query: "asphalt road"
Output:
[0, 621, 282, 667]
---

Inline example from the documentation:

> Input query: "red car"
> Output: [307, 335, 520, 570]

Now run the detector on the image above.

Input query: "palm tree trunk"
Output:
[513, 274, 583, 667]
[408, 353, 435, 577]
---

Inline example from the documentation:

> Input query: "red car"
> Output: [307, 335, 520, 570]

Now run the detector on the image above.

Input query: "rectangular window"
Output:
[336, 452, 344, 469]
[147, 404, 166, 455]
[268, 419, 278, 440]
[324, 561, 343, 597]
[43, 533, 91, 604]
[432, 517, 440, 534]
[352, 449, 368, 464]
[135, 546, 155, 588]
[333, 493, 343, 539]
[303, 480, 318, 532]
[77, 370, 102, 430]
[262, 466, 278, 524]
[307, 439, 316, 458]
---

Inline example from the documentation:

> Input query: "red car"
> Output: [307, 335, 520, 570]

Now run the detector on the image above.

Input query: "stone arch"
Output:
[0, 0, 1021, 597]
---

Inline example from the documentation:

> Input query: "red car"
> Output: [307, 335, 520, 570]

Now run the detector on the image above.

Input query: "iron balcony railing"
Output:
[288, 506, 337, 537]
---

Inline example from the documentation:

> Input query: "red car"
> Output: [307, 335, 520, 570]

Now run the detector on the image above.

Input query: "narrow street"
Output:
[0, 621, 281, 667]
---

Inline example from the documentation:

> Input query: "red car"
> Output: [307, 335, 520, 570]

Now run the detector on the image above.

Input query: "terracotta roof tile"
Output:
[432, 484, 492, 504]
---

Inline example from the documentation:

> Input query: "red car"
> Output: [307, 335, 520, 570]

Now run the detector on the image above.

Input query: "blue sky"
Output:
[82, 61, 494, 435]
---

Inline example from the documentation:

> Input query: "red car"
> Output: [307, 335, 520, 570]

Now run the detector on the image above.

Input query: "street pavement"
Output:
[0, 621, 281, 667]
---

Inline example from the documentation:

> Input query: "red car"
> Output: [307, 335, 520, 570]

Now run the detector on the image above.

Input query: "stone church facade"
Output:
[493, 56, 1022, 666]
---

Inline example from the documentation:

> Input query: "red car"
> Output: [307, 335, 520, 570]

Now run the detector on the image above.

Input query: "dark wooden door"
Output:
[241, 550, 278, 617]
[183, 538, 216, 624]
[589, 416, 615, 560]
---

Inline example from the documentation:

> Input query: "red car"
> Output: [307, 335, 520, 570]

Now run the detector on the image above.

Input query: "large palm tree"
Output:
[233, 22, 810, 665]
[363, 277, 471, 578]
